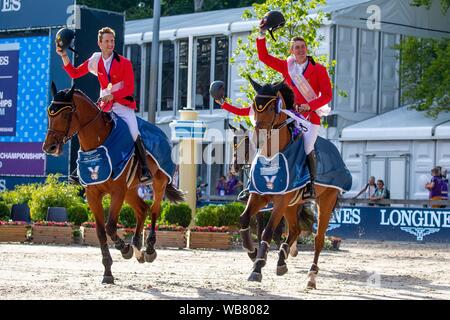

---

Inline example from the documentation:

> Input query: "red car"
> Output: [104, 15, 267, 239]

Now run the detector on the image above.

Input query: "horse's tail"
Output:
[165, 183, 186, 203]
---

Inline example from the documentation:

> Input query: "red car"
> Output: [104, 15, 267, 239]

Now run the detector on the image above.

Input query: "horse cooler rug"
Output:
[249, 136, 352, 195]
[78, 113, 175, 186]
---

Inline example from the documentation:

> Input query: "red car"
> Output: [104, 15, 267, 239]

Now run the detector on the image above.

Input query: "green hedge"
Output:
[161, 202, 192, 228]
[0, 201, 10, 220]
[195, 203, 245, 227]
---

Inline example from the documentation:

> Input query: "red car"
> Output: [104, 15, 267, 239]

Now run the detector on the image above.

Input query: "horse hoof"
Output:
[248, 272, 262, 282]
[306, 281, 316, 290]
[144, 250, 157, 263]
[247, 248, 258, 262]
[121, 244, 133, 260]
[276, 264, 288, 276]
[102, 276, 114, 284]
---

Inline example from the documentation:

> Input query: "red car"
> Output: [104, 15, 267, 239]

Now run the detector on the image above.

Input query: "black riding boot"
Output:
[68, 168, 81, 186]
[303, 150, 317, 201]
[135, 135, 152, 185]
[237, 188, 250, 202]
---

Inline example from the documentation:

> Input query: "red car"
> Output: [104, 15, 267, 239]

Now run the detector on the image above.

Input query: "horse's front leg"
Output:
[105, 191, 131, 258]
[276, 206, 300, 276]
[248, 198, 286, 282]
[240, 194, 268, 262]
[86, 189, 115, 284]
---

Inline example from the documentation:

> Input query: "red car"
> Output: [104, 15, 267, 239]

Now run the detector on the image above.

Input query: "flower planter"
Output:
[188, 230, 231, 250]
[0, 223, 28, 243]
[32, 225, 73, 245]
[144, 229, 187, 249]
[81, 226, 126, 247]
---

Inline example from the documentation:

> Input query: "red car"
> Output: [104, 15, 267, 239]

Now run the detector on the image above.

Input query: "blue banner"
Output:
[0, 36, 50, 143]
[0, 43, 19, 136]
[0, 0, 75, 31]
[320, 206, 450, 243]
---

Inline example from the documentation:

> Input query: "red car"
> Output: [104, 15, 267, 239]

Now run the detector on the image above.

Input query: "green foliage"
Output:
[195, 205, 220, 227]
[162, 203, 192, 228]
[67, 203, 89, 226]
[0, 201, 10, 220]
[6, 175, 84, 222]
[0, 183, 39, 207]
[119, 204, 136, 228]
[232, 0, 335, 116]
[397, 37, 449, 118]
[220, 202, 245, 226]
[410, 0, 450, 13]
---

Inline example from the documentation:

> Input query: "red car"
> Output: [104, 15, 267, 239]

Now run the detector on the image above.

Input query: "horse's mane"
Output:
[277, 83, 295, 110]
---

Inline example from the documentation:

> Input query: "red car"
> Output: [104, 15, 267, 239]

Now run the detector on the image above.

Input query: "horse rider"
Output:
[257, 11, 333, 204]
[55, 27, 152, 185]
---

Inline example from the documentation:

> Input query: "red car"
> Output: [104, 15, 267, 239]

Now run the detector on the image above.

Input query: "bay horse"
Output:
[239, 78, 340, 289]
[42, 83, 184, 284]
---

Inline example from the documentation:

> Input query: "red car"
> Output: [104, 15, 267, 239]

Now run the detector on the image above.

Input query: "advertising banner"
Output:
[0, 142, 45, 176]
[0, 43, 19, 136]
[321, 206, 450, 243]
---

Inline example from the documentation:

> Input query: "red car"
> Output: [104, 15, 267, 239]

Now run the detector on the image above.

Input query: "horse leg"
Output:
[125, 187, 149, 263]
[276, 206, 301, 276]
[85, 189, 115, 284]
[105, 191, 129, 257]
[256, 211, 264, 243]
[145, 170, 168, 263]
[240, 194, 268, 262]
[307, 188, 339, 289]
[248, 199, 286, 282]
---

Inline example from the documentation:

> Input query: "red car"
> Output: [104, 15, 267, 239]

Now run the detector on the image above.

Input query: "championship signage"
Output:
[320, 206, 450, 243]
[0, 43, 19, 136]
[0, 142, 46, 176]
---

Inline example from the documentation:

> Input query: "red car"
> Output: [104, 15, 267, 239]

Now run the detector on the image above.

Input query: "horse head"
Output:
[248, 76, 294, 131]
[42, 82, 77, 156]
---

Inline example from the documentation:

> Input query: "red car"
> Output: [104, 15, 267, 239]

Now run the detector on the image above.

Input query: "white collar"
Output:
[102, 54, 113, 63]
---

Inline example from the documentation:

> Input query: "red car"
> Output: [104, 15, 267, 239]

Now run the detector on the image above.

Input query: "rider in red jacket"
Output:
[56, 27, 151, 184]
[257, 19, 333, 202]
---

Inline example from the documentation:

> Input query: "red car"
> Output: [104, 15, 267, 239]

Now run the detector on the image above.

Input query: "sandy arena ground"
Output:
[0, 240, 449, 300]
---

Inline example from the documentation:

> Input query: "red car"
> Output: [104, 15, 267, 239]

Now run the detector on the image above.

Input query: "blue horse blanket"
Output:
[78, 113, 175, 186]
[249, 136, 352, 195]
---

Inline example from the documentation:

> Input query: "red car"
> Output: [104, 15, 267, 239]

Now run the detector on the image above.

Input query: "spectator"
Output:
[216, 175, 227, 196]
[226, 172, 243, 196]
[370, 179, 389, 206]
[353, 176, 377, 206]
[441, 169, 448, 208]
[425, 167, 445, 208]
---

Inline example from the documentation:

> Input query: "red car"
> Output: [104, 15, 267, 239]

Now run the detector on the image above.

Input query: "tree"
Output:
[231, 0, 334, 126]
[397, 1, 449, 118]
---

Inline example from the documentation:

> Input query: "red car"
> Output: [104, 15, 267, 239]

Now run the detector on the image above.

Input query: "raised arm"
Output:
[256, 37, 288, 75]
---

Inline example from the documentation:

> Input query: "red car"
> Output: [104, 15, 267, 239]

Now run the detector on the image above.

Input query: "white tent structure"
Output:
[124, 0, 449, 198]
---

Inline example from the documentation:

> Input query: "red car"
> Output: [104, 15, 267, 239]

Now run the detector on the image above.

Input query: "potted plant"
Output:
[144, 224, 186, 249]
[188, 226, 231, 250]
[0, 221, 29, 243]
[81, 221, 125, 246]
[31, 221, 74, 245]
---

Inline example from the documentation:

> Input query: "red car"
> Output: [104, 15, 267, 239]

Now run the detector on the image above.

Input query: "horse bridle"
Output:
[47, 98, 103, 144]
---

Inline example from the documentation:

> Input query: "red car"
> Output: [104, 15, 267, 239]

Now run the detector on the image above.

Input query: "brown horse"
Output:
[239, 78, 340, 289]
[42, 83, 184, 284]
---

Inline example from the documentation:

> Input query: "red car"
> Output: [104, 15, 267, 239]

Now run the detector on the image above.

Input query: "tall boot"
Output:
[134, 135, 152, 185]
[303, 150, 317, 201]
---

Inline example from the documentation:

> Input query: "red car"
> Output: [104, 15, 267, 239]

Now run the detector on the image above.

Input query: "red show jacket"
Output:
[256, 37, 332, 125]
[63, 51, 136, 112]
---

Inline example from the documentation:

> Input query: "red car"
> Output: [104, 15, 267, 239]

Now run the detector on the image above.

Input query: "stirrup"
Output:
[139, 172, 152, 185]
[68, 174, 81, 186]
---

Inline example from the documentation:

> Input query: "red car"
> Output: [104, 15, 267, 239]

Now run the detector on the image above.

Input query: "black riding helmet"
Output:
[209, 80, 225, 101]
[55, 28, 78, 54]
[261, 11, 286, 41]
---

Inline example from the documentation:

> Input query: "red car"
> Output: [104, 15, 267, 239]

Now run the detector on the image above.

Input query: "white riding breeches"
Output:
[303, 124, 320, 155]
[112, 103, 140, 141]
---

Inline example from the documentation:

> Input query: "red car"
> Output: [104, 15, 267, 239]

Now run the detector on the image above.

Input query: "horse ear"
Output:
[247, 76, 262, 92]
[273, 79, 285, 92]
[66, 84, 75, 99]
[51, 81, 57, 98]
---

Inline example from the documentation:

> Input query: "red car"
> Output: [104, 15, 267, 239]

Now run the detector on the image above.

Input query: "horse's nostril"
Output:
[48, 145, 57, 153]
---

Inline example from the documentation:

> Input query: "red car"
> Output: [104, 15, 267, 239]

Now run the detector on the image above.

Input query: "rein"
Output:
[48, 99, 103, 144]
